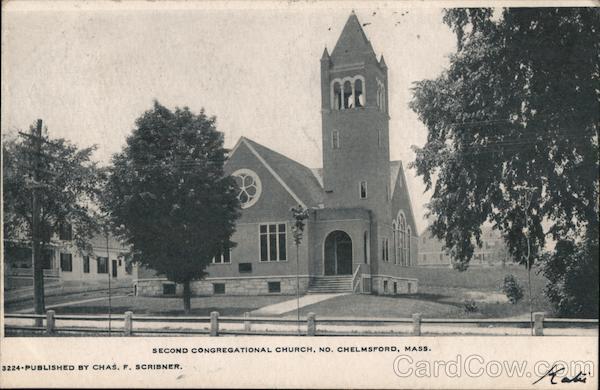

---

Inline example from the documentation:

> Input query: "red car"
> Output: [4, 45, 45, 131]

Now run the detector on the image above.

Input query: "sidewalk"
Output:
[4, 281, 132, 304]
[251, 293, 348, 315]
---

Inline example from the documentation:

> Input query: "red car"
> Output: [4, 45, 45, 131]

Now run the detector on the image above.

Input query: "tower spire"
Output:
[330, 12, 376, 61]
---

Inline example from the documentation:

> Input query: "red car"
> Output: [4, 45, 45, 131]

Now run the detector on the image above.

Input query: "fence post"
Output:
[412, 313, 422, 336]
[243, 312, 251, 332]
[307, 312, 316, 336]
[46, 310, 55, 335]
[124, 311, 133, 336]
[534, 312, 544, 336]
[210, 311, 219, 337]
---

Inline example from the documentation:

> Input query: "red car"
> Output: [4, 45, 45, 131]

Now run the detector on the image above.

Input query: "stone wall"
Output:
[370, 275, 418, 295]
[135, 276, 310, 297]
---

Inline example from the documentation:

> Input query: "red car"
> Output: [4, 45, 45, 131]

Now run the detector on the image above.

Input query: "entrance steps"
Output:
[308, 276, 353, 293]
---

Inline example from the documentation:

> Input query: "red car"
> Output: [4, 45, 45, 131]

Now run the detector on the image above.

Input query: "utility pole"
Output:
[106, 231, 112, 335]
[31, 119, 45, 322]
[291, 205, 309, 335]
[517, 186, 536, 336]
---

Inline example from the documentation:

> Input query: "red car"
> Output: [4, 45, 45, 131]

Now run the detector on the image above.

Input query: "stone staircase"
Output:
[307, 275, 353, 293]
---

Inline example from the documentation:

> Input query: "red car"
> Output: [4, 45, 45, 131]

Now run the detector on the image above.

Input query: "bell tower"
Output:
[321, 12, 391, 222]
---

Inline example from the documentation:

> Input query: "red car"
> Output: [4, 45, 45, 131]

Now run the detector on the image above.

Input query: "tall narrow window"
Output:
[385, 238, 389, 262]
[332, 82, 342, 110]
[354, 78, 364, 108]
[377, 128, 381, 147]
[97, 257, 108, 274]
[260, 223, 286, 261]
[332, 130, 340, 149]
[343, 80, 353, 109]
[60, 253, 72, 272]
[359, 181, 367, 199]
[59, 223, 72, 241]
[83, 256, 90, 273]
[407, 227, 412, 266]
[363, 231, 369, 264]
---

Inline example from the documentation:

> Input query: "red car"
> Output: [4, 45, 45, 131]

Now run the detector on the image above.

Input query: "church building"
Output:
[135, 12, 419, 296]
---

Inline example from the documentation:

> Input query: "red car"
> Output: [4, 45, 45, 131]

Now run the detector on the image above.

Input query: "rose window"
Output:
[232, 169, 262, 209]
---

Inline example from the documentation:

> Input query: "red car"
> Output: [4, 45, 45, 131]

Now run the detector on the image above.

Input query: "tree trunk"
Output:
[183, 281, 191, 314]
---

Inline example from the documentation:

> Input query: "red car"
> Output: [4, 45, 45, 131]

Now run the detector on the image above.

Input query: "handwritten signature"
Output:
[533, 364, 588, 385]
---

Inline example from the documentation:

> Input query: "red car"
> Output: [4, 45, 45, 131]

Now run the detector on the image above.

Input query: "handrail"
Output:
[351, 265, 361, 292]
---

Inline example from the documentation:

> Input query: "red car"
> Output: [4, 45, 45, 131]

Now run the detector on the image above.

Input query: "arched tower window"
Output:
[332, 81, 342, 110]
[354, 78, 364, 108]
[343, 80, 353, 109]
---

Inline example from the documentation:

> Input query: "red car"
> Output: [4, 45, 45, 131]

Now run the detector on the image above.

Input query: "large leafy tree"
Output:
[410, 8, 598, 315]
[104, 101, 240, 313]
[3, 124, 105, 311]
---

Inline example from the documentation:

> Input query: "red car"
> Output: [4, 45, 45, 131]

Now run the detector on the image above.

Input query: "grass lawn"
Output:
[293, 265, 554, 319]
[49, 295, 291, 316]
[297, 294, 463, 318]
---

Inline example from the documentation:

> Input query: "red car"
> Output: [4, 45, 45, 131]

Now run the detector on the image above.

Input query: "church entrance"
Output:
[324, 231, 353, 275]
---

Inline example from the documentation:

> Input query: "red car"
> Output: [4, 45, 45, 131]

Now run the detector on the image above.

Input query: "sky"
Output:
[1, 1, 458, 234]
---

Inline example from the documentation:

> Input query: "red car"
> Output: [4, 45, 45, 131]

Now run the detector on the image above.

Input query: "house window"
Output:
[377, 128, 382, 147]
[59, 223, 72, 241]
[163, 283, 176, 295]
[268, 281, 281, 293]
[383, 280, 388, 294]
[259, 223, 286, 261]
[212, 245, 231, 264]
[60, 253, 72, 272]
[239, 263, 252, 273]
[393, 282, 398, 294]
[213, 283, 225, 295]
[332, 130, 340, 149]
[97, 257, 108, 274]
[83, 256, 90, 273]
[359, 181, 367, 199]
[42, 249, 54, 269]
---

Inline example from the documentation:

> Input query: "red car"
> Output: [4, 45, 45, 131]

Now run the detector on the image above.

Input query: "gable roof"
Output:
[229, 137, 325, 207]
[330, 12, 377, 62]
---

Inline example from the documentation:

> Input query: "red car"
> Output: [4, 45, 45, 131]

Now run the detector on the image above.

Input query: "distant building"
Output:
[135, 12, 419, 297]
[4, 223, 132, 290]
[417, 226, 513, 267]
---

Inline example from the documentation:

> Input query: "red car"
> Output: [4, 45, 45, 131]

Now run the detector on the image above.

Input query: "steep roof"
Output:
[330, 12, 377, 62]
[238, 138, 325, 207]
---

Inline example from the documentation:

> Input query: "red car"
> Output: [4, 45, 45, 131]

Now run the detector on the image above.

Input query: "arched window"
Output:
[395, 212, 407, 266]
[354, 78, 364, 108]
[343, 80, 353, 109]
[407, 226, 412, 266]
[332, 81, 342, 110]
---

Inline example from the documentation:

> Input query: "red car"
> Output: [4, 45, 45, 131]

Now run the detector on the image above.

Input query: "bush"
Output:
[542, 239, 599, 318]
[502, 274, 524, 304]
[463, 299, 479, 313]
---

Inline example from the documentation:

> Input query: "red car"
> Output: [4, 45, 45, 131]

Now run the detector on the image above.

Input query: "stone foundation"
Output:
[135, 276, 310, 297]
[370, 275, 418, 295]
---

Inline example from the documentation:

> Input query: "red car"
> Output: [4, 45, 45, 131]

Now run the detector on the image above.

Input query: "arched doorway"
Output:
[324, 231, 353, 275]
